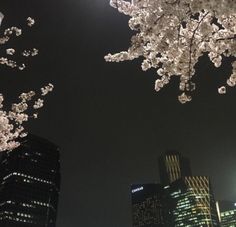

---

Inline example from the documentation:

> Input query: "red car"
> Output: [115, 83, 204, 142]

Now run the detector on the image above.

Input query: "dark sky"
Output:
[1, 0, 236, 226]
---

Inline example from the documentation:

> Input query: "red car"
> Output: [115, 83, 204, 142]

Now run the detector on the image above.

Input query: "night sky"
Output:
[1, 0, 236, 226]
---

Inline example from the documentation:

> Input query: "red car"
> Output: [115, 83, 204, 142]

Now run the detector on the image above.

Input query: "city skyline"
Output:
[131, 150, 231, 226]
[132, 150, 234, 203]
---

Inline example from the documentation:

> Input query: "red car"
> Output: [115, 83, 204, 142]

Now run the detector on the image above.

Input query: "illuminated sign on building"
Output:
[132, 186, 144, 193]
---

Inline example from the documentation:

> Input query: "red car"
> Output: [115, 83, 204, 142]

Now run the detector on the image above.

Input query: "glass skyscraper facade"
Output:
[217, 200, 236, 227]
[166, 176, 220, 227]
[131, 150, 221, 227]
[131, 184, 166, 227]
[159, 150, 192, 186]
[0, 135, 60, 227]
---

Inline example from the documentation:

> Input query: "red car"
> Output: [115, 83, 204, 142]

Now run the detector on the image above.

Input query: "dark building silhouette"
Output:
[166, 176, 220, 227]
[159, 150, 192, 186]
[131, 184, 166, 227]
[217, 200, 236, 226]
[0, 135, 60, 227]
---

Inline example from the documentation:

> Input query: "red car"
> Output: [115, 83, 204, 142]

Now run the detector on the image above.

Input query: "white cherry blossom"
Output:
[105, 0, 236, 103]
[27, 17, 35, 27]
[0, 13, 38, 70]
[0, 84, 53, 152]
[0, 12, 54, 152]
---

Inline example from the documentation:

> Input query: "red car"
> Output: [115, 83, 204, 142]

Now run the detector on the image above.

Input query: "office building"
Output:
[159, 150, 192, 185]
[166, 176, 220, 227]
[0, 134, 60, 227]
[217, 200, 236, 226]
[131, 184, 166, 227]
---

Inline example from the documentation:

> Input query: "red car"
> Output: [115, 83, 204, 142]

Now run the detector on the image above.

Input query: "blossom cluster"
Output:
[0, 84, 54, 152]
[105, 0, 236, 103]
[0, 12, 54, 152]
[0, 13, 38, 70]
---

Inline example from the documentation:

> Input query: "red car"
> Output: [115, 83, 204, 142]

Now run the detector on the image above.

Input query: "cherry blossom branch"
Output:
[216, 35, 236, 42]
[105, 0, 236, 103]
[0, 14, 38, 70]
[0, 12, 54, 152]
[188, 12, 210, 78]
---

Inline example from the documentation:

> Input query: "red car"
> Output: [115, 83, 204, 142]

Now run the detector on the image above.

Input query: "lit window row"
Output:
[0, 200, 15, 206]
[0, 211, 14, 217]
[31, 200, 50, 207]
[0, 215, 34, 223]
[3, 172, 53, 185]
[17, 212, 32, 218]
[221, 210, 236, 216]
[21, 202, 35, 208]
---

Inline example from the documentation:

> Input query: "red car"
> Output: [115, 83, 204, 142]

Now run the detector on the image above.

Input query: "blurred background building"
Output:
[166, 176, 219, 226]
[158, 150, 192, 186]
[131, 184, 166, 227]
[217, 200, 236, 227]
[131, 150, 221, 227]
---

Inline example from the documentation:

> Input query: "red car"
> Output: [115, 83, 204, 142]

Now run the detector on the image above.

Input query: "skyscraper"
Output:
[166, 176, 220, 227]
[0, 134, 60, 227]
[131, 184, 166, 227]
[159, 150, 192, 185]
[217, 200, 236, 226]
[131, 150, 220, 227]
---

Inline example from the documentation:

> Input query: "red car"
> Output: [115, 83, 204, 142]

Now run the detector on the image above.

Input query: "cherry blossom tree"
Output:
[0, 12, 53, 152]
[105, 0, 236, 103]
